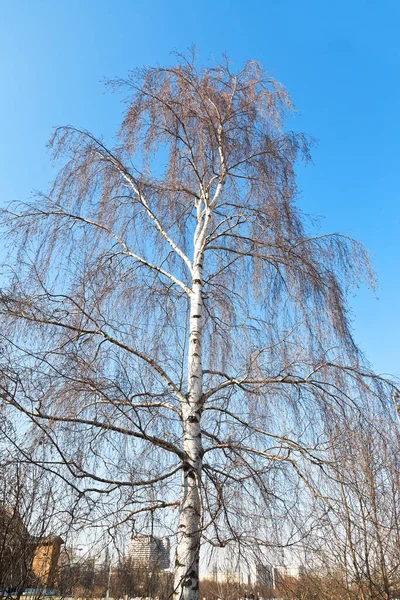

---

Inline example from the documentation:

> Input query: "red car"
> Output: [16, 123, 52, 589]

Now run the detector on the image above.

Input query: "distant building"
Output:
[127, 535, 170, 570]
[211, 567, 250, 585]
[0, 504, 64, 590]
[255, 562, 274, 587]
[31, 536, 64, 588]
[273, 564, 305, 583]
[255, 562, 305, 589]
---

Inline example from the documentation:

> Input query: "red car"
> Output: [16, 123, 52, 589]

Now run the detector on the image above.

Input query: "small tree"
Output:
[0, 457, 61, 597]
[0, 53, 397, 600]
[304, 413, 400, 600]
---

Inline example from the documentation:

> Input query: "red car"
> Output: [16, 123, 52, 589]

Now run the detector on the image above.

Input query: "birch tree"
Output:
[305, 414, 400, 600]
[0, 54, 397, 600]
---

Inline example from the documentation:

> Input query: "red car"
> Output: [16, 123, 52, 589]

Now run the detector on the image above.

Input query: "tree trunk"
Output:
[174, 254, 204, 600]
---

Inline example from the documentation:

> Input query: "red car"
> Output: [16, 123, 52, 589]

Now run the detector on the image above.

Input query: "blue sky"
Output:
[1, 0, 399, 376]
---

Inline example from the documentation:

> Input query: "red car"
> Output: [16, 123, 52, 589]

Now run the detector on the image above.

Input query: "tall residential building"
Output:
[255, 562, 274, 587]
[211, 567, 250, 585]
[127, 534, 170, 570]
[273, 564, 305, 584]
[255, 563, 305, 589]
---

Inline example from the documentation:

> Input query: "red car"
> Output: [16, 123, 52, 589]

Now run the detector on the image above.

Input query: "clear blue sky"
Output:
[1, 0, 399, 376]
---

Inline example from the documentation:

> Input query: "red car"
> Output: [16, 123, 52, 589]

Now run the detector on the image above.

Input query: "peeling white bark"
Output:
[174, 236, 205, 600]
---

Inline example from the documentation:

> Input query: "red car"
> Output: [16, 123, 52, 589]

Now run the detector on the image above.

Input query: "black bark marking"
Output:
[184, 570, 198, 589]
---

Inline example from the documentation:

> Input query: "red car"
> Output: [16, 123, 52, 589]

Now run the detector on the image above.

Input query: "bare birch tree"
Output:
[0, 53, 397, 600]
[303, 413, 400, 600]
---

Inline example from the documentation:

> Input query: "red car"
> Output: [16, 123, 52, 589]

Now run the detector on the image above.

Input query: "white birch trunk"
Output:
[174, 245, 204, 600]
